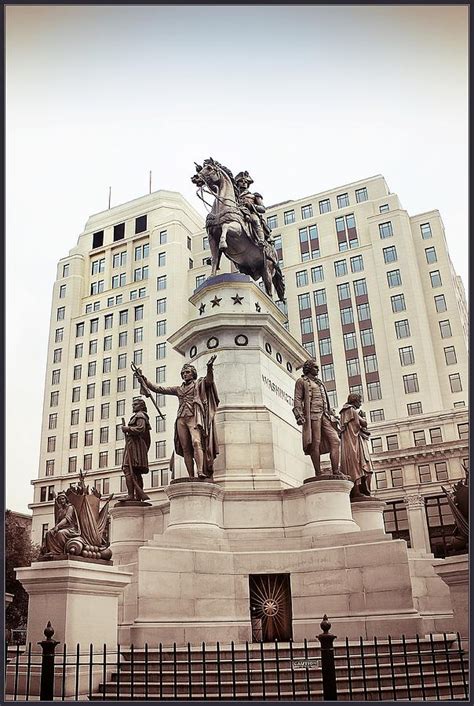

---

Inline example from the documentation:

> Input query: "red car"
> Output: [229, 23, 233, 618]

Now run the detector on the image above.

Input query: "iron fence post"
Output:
[38, 621, 59, 701]
[317, 614, 337, 700]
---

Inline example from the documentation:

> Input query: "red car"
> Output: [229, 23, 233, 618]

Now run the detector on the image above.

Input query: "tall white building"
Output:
[30, 176, 468, 558]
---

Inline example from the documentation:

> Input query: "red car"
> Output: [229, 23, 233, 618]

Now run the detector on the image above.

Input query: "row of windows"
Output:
[378, 220, 432, 241]
[295, 256, 364, 287]
[267, 187, 370, 229]
[84, 288, 147, 314]
[375, 462, 450, 490]
[370, 425, 453, 454]
[92, 216, 150, 250]
[90, 243, 150, 276]
[49, 403, 167, 430]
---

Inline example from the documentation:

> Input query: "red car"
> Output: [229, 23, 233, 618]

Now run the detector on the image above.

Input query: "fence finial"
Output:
[320, 614, 331, 634]
[43, 621, 55, 640]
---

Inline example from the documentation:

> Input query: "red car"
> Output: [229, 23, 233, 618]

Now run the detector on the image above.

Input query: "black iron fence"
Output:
[5, 618, 469, 701]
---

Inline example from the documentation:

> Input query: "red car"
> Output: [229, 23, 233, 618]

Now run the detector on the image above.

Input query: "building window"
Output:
[319, 337, 332, 356]
[86, 383, 95, 399]
[340, 307, 354, 325]
[378, 221, 393, 239]
[395, 319, 410, 339]
[88, 361, 96, 377]
[334, 260, 347, 277]
[301, 204, 313, 219]
[367, 381, 382, 401]
[314, 291, 327, 311]
[101, 402, 110, 420]
[134, 350, 143, 365]
[425, 495, 455, 558]
[51, 369, 60, 385]
[407, 401, 423, 416]
[101, 336, 111, 352]
[429, 427, 443, 444]
[343, 332, 357, 351]
[319, 199, 331, 214]
[157, 275, 167, 290]
[73, 344, 82, 360]
[84, 430, 94, 446]
[316, 313, 329, 331]
[370, 409, 385, 422]
[50, 391, 59, 407]
[449, 373, 462, 393]
[101, 358, 111, 375]
[363, 354, 378, 373]
[311, 265, 324, 283]
[383, 246, 397, 263]
[101, 379, 111, 396]
[425, 247, 437, 264]
[91, 258, 105, 275]
[89, 319, 99, 335]
[403, 373, 419, 393]
[117, 353, 127, 370]
[115, 399, 125, 418]
[303, 341, 316, 357]
[350, 255, 363, 273]
[59, 284, 67, 299]
[379, 204, 389, 213]
[134, 327, 144, 343]
[111, 273, 126, 289]
[135, 243, 149, 260]
[156, 440, 167, 459]
[300, 317, 313, 335]
[112, 222, 125, 241]
[57, 307, 65, 321]
[349, 384, 363, 401]
[295, 270, 308, 287]
[156, 342, 166, 359]
[135, 215, 147, 234]
[90, 280, 104, 296]
[299, 224, 320, 260]
[104, 314, 113, 330]
[267, 215, 278, 230]
[99, 427, 109, 444]
[434, 461, 448, 481]
[454, 401, 466, 408]
[48, 413, 58, 429]
[439, 320, 452, 338]
[355, 187, 368, 203]
[337, 193, 349, 208]
[413, 430, 426, 446]
[298, 293, 311, 310]
[155, 366, 166, 384]
[134, 266, 148, 282]
[353, 278, 367, 297]
[133, 305, 144, 322]
[84, 406, 93, 423]
[360, 328, 374, 347]
[443, 346, 457, 365]
[375, 471, 387, 489]
[434, 295, 447, 313]
[357, 303, 371, 322]
[457, 423, 468, 440]
[98, 451, 108, 469]
[430, 270, 442, 288]
[156, 320, 167, 337]
[418, 464, 431, 483]
[346, 358, 360, 377]
[399, 346, 415, 366]
[195, 274, 206, 289]
[387, 269, 402, 288]
[113, 251, 127, 268]
[321, 363, 335, 382]
[53, 349, 62, 363]
[157, 252, 167, 268]
[371, 437, 383, 453]
[386, 434, 398, 451]
[420, 223, 432, 239]
[337, 283, 350, 301]
[284, 209, 295, 224]
[391, 294, 406, 313]
[69, 431, 78, 449]
[45, 457, 55, 475]
[390, 468, 403, 488]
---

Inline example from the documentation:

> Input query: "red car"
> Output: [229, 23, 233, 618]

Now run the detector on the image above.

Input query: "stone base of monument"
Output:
[433, 553, 468, 639]
[7, 560, 132, 696]
[110, 478, 453, 646]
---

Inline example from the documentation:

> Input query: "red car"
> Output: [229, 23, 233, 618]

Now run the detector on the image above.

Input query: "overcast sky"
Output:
[6, 5, 468, 514]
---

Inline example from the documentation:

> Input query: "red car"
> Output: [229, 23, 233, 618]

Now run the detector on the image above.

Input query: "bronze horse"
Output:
[191, 158, 285, 300]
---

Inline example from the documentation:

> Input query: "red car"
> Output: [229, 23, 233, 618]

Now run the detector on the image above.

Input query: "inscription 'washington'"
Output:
[261, 374, 294, 407]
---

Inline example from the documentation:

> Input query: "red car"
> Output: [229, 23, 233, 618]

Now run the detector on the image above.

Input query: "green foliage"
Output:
[5, 510, 40, 630]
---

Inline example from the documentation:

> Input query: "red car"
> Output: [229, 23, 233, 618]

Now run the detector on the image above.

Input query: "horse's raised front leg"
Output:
[262, 260, 273, 298]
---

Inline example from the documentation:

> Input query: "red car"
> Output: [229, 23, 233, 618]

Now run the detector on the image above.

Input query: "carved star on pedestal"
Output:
[210, 295, 222, 308]
[231, 293, 244, 305]
[199, 302, 206, 315]
[255, 302, 262, 312]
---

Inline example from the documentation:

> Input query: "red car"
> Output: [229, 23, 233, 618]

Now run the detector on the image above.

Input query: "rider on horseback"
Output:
[234, 171, 273, 249]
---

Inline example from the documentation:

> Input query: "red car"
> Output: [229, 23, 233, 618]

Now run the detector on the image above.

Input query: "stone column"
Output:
[351, 499, 387, 533]
[403, 494, 431, 552]
[301, 478, 360, 537]
[164, 480, 225, 542]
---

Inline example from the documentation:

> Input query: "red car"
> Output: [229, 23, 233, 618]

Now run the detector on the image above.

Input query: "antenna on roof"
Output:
[108, 186, 111, 209]
[149, 170, 152, 194]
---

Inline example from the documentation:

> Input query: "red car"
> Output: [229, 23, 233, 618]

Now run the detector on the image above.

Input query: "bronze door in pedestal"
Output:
[249, 573, 293, 642]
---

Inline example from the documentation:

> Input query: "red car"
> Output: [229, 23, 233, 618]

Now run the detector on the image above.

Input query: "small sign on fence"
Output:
[292, 658, 321, 670]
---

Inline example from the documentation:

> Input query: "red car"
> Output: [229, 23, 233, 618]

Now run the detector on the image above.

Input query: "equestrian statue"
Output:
[191, 158, 285, 300]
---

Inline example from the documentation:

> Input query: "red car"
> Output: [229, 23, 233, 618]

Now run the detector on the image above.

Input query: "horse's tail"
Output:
[272, 264, 286, 301]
